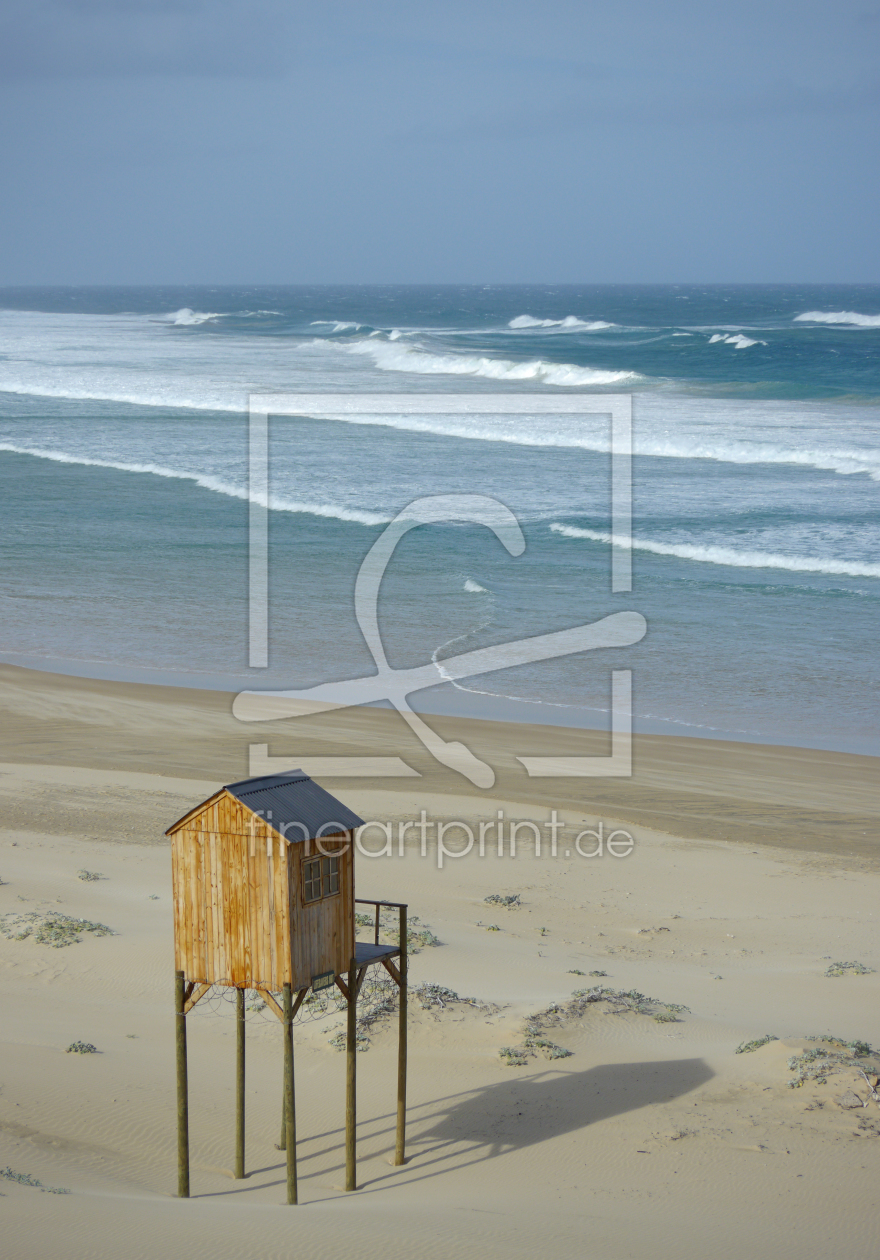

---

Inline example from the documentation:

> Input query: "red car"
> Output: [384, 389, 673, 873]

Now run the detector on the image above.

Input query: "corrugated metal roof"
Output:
[222, 771, 364, 843]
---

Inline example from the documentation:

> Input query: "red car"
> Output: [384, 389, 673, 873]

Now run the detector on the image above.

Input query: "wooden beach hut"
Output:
[166, 771, 408, 1201]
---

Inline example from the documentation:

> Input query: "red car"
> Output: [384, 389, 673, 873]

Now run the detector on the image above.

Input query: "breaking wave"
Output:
[0, 443, 388, 526]
[794, 310, 880, 328]
[344, 338, 638, 386]
[549, 523, 880, 578]
[708, 333, 765, 348]
[166, 308, 224, 326]
[508, 315, 616, 331]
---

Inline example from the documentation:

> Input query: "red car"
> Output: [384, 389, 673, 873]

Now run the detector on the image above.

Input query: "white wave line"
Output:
[301, 408, 880, 480]
[0, 443, 388, 526]
[549, 523, 880, 578]
[0, 381, 245, 413]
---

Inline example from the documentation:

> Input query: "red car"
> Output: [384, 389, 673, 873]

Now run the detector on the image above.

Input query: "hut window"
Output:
[303, 855, 340, 903]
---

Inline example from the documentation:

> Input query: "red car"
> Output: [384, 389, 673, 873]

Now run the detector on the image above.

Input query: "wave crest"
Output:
[508, 314, 615, 331]
[794, 310, 880, 328]
[549, 523, 880, 578]
[708, 333, 765, 348]
[0, 443, 388, 526]
[344, 338, 637, 386]
[166, 308, 224, 326]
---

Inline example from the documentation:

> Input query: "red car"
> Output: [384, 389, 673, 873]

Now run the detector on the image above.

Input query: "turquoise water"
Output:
[0, 285, 877, 752]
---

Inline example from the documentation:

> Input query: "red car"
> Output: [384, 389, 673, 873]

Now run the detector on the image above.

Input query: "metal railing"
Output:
[355, 897, 408, 946]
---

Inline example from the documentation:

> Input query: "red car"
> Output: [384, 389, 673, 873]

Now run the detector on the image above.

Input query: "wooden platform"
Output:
[354, 941, 401, 965]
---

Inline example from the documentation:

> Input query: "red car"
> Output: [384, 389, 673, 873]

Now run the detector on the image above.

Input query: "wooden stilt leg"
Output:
[345, 956, 357, 1191]
[235, 987, 245, 1179]
[394, 905, 408, 1166]
[175, 970, 190, 1198]
[277, 1101, 286, 1151]
[283, 983, 297, 1204]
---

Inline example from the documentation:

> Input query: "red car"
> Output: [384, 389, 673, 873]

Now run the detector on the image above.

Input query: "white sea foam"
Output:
[794, 310, 880, 328]
[0, 443, 389, 526]
[549, 523, 880, 578]
[166, 308, 223, 326]
[1, 309, 877, 482]
[297, 404, 880, 481]
[463, 579, 488, 593]
[708, 333, 764, 348]
[344, 338, 637, 386]
[3, 376, 877, 481]
[508, 314, 616, 331]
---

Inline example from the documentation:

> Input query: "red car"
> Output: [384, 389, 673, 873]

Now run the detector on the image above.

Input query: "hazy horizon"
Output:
[1, 1, 878, 286]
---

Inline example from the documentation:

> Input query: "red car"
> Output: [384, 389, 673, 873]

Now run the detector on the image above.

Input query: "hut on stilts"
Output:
[166, 771, 408, 1201]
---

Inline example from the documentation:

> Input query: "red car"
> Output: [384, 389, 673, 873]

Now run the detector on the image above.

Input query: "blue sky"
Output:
[1, 0, 878, 283]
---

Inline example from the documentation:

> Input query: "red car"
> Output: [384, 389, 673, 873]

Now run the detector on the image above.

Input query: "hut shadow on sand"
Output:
[222, 1057, 713, 1198]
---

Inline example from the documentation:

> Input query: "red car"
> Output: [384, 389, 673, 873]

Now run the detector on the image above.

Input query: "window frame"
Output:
[302, 853, 341, 904]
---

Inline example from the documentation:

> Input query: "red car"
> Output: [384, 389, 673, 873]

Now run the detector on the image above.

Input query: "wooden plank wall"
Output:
[289, 835, 355, 991]
[170, 793, 355, 992]
[170, 791, 292, 989]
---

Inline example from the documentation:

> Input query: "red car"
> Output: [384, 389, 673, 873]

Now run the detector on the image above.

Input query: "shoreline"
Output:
[0, 650, 873, 759]
[1, 661, 877, 862]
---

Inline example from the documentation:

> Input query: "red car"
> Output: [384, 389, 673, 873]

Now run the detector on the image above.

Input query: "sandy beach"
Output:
[2, 662, 879, 1260]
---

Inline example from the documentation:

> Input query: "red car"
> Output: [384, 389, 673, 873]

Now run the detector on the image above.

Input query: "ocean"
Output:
[0, 284, 877, 754]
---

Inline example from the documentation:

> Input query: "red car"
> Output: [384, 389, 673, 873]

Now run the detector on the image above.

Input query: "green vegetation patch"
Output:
[356, 909, 441, 952]
[0, 911, 114, 948]
[498, 983, 689, 1068]
[735, 1034, 778, 1054]
[484, 894, 521, 909]
[571, 986, 689, 1018]
[389, 916, 441, 952]
[787, 1036, 876, 1088]
[499, 1046, 528, 1066]
[327, 977, 487, 1052]
[825, 960, 874, 977]
[1, 1167, 70, 1194]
